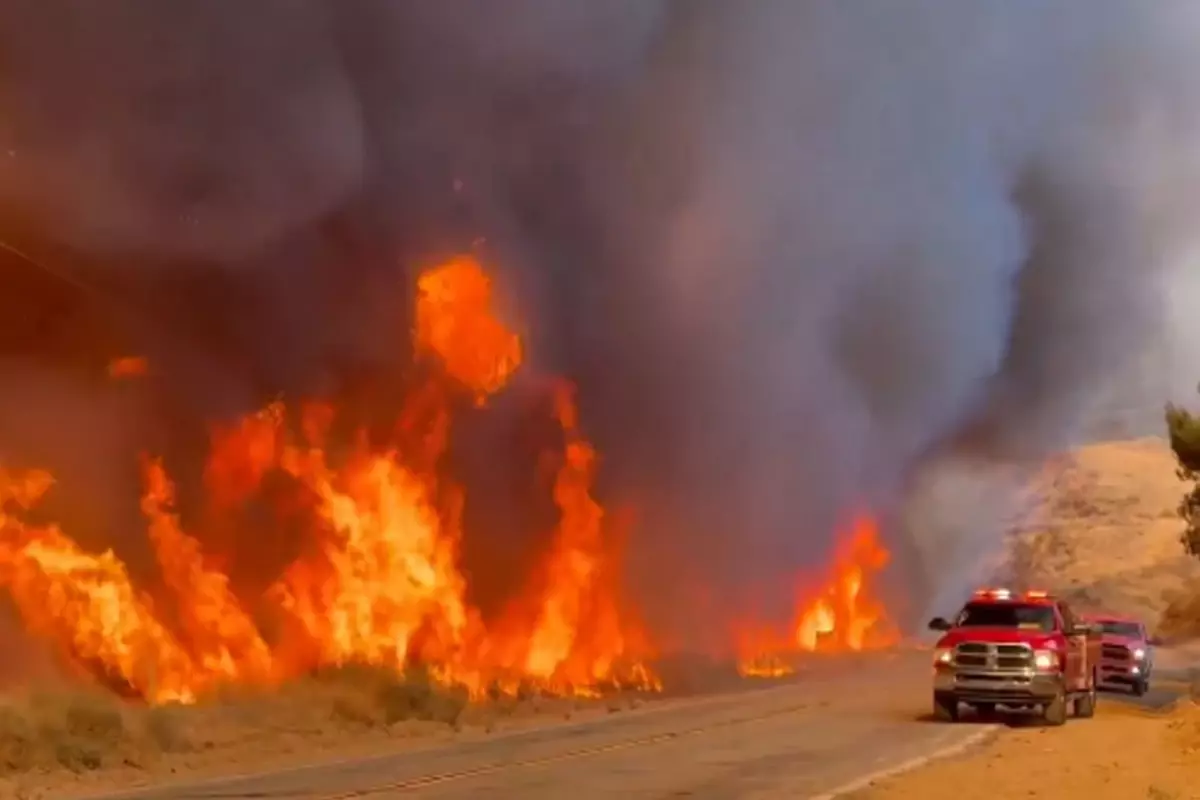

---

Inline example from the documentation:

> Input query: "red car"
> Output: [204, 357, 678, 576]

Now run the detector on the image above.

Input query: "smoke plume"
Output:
[0, 0, 1199, 643]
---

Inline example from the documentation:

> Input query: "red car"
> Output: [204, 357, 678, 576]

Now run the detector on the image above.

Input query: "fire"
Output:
[793, 516, 896, 653]
[414, 255, 522, 402]
[738, 656, 793, 679]
[522, 385, 611, 678]
[736, 626, 795, 678]
[0, 472, 197, 703]
[107, 356, 149, 379]
[142, 457, 273, 685]
[736, 515, 898, 677]
[268, 405, 478, 683]
[507, 382, 658, 694]
[0, 254, 658, 705]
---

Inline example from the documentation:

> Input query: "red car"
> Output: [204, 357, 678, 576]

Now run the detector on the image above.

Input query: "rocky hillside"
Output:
[1008, 437, 1200, 636]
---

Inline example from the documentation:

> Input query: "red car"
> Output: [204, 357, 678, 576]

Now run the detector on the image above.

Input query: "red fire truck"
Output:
[1085, 613, 1159, 696]
[928, 588, 1102, 726]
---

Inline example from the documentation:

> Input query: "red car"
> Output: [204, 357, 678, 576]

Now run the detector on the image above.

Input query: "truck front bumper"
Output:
[1098, 659, 1146, 686]
[934, 666, 1063, 704]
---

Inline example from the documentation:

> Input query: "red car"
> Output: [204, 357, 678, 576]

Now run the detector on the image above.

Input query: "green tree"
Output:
[1166, 396, 1200, 556]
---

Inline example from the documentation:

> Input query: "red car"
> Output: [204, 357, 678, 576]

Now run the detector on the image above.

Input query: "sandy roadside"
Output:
[854, 698, 1200, 800]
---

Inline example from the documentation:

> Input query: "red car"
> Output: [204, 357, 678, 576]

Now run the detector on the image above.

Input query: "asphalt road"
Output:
[79, 652, 988, 800]
[79, 651, 1192, 800]
[1103, 662, 1195, 712]
[1103, 682, 1178, 711]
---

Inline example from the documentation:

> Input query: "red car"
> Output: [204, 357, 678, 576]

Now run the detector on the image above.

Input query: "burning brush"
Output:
[0, 255, 658, 705]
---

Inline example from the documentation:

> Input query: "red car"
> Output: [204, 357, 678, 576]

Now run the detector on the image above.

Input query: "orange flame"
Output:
[204, 403, 285, 510]
[268, 407, 478, 684]
[793, 516, 897, 653]
[736, 625, 795, 678]
[142, 457, 273, 686]
[0, 471, 197, 703]
[0, 254, 656, 704]
[414, 255, 522, 402]
[511, 382, 658, 694]
[737, 515, 897, 677]
[107, 356, 149, 380]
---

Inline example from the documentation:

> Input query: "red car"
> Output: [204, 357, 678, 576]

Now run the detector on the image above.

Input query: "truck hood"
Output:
[1100, 633, 1144, 647]
[935, 627, 1060, 649]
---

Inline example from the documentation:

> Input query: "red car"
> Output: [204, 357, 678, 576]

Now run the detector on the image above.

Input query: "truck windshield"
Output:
[1097, 621, 1142, 638]
[954, 602, 1056, 632]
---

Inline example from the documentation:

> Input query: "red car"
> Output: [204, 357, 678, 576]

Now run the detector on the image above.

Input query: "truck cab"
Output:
[1086, 614, 1158, 696]
[928, 588, 1101, 726]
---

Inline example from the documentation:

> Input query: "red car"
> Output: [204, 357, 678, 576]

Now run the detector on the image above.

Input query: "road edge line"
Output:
[808, 726, 998, 800]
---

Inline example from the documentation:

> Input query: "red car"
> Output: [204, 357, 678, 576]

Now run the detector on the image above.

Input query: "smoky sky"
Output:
[0, 0, 1199, 643]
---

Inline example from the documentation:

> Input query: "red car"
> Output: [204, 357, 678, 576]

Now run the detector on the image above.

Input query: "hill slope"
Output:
[1009, 437, 1200, 634]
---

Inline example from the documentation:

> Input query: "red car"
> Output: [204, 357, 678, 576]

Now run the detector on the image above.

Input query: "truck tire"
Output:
[933, 692, 959, 722]
[1074, 675, 1097, 719]
[1043, 688, 1068, 726]
[1133, 678, 1149, 697]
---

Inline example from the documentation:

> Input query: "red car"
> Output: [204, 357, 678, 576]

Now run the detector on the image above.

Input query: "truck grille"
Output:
[1102, 644, 1131, 661]
[954, 642, 1034, 670]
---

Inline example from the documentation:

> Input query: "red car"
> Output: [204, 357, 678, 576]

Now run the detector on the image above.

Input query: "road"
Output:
[79, 650, 1189, 800]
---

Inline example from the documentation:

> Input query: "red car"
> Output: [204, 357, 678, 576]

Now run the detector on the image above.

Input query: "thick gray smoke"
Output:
[0, 0, 1199, 645]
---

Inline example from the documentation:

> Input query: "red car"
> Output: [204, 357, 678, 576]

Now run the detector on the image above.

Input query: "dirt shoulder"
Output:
[856, 699, 1200, 800]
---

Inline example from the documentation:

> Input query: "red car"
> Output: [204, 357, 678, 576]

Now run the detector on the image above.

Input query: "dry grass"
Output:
[0, 665, 654, 798]
[0, 687, 182, 776]
[1007, 437, 1200, 633]
[293, 664, 469, 729]
[0, 667, 466, 777]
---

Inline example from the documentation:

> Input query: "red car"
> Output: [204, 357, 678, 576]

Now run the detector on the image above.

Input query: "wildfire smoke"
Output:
[0, 1, 1197, 689]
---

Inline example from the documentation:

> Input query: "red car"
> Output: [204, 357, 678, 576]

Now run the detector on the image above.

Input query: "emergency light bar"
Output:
[972, 587, 1053, 601]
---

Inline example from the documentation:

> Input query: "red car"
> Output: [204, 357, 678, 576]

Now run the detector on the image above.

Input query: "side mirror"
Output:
[927, 617, 952, 632]
[1148, 636, 1163, 647]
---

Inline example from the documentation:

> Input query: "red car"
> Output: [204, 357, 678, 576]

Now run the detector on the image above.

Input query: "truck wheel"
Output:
[1074, 681, 1097, 719]
[1043, 688, 1068, 727]
[933, 692, 959, 722]
[1133, 678, 1149, 697]
[1072, 670, 1098, 718]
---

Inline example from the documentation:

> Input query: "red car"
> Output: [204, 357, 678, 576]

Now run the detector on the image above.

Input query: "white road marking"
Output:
[807, 726, 998, 800]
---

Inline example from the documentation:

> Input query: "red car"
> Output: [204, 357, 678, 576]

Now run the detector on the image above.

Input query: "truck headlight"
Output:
[1033, 650, 1059, 671]
[1133, 648, 1146, 660]
[933, 647, 953, 666]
